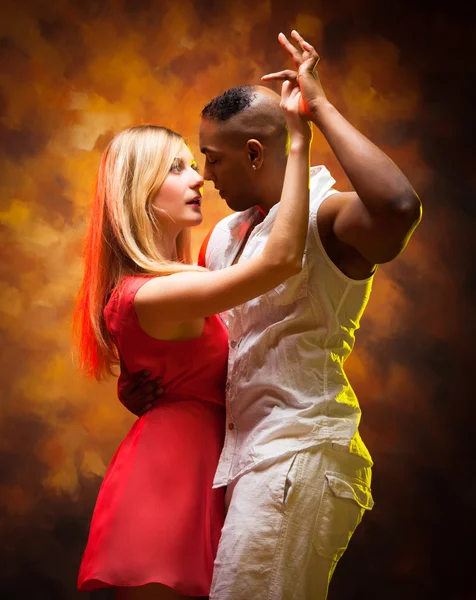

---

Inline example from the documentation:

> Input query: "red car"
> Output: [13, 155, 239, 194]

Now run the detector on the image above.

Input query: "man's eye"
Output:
[207, 159, 217, 165]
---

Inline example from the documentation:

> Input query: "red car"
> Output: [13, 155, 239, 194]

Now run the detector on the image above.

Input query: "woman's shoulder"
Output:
[119, 274, 155, 297]
[105, 275, 154, 318]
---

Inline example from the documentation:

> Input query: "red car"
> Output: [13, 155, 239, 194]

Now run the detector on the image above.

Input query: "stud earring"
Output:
[252, 164, 257, 170]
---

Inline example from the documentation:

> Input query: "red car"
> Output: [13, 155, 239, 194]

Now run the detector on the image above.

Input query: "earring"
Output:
[252, 164, 257, 170]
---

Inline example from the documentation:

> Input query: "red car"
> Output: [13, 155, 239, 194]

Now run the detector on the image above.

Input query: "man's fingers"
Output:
[132, 387, 162, 413]
[129, 373, 161, 395]
[132, 369, 151, 382]
[137, 390, 161, 406]
[290, 30, 318, 56]
[290, 29, 309, 49]
[138, 403, 153, 417]
[278, 32, 301, 66]
[262, 31, 319, 84]
[125, 380, 158, 403]
[141, 385, 165, 405]
[137, 386, 165, 417]
[262, 70, 298, 83]
[291, 30, 320, 67]
[134, 379, 161, 397]
[126, 369, 151, 391]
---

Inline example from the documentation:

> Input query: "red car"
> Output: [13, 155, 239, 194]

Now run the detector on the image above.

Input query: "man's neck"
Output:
[257, 163, 286, 214]
[257, 191, 282, 215]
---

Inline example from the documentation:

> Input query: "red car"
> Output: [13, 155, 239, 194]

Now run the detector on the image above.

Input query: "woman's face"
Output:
[152, 142, 204, 230]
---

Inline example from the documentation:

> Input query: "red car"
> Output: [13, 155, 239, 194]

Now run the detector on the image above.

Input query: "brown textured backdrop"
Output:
[0, 0, 474, 598]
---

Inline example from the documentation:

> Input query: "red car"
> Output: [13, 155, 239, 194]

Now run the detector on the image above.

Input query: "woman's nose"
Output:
[193, 171, 204, 188]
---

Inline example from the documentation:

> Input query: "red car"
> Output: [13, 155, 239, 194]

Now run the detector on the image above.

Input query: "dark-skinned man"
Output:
[122, 31, 421, 599]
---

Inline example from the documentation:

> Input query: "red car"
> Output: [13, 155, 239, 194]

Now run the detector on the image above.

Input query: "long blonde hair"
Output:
[73, 125, 202, 380]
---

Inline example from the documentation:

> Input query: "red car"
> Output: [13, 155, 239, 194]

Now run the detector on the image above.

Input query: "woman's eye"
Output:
[170, 159, 183, 172]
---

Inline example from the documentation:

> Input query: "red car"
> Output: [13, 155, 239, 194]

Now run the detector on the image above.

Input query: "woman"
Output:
[74, 79, 311, 600]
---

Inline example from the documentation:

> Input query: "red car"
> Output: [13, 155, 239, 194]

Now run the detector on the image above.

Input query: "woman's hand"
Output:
[279, 77, 313, 146]
[262, 30, 327, 124]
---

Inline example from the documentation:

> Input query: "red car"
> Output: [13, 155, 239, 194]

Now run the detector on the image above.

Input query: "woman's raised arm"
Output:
[136, 80, 313, 323]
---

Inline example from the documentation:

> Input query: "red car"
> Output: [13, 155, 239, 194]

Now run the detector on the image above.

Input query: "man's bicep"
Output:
[332, 192, 416, 264]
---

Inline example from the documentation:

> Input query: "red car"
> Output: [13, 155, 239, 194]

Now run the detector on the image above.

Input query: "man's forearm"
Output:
[312, 101, 421, 216]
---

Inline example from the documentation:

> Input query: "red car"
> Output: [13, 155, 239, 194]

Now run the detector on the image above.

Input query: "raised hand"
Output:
[262, 30, 327, 121]
[279, 78, 313, 146]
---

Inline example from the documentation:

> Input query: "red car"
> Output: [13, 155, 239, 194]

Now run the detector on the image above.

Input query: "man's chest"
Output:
[209, 217, 311, 322]
[231, 224, 257, 266]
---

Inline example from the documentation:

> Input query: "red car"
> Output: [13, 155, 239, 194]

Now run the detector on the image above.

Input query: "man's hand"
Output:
[118, 370, 165, 417]
[264, 31, 421, 268]
[262, 30, 327, 121]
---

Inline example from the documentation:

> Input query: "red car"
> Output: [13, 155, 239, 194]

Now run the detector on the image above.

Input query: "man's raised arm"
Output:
[263, 30, 422, 266]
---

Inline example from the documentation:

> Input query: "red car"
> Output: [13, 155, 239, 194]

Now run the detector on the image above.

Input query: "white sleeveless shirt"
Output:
[205, 166, 375, 488]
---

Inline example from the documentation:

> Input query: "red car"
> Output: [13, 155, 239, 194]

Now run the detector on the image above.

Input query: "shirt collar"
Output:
[226, 166, 323, 233]
[226, 206, 260, 231]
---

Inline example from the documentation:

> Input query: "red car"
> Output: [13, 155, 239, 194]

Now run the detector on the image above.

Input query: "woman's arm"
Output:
[136, 81, 312, 324]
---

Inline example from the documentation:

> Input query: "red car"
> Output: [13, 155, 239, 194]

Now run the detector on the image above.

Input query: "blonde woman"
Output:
[74, 79, 311, 600]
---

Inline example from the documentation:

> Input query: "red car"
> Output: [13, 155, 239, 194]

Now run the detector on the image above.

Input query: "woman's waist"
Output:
[156, 389, 225, 408]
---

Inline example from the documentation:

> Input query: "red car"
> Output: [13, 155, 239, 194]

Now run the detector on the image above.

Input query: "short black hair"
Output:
[201, 86, 257, 122]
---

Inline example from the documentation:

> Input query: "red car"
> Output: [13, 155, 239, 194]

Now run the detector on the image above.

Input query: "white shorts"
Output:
[210, 443, 374, 600]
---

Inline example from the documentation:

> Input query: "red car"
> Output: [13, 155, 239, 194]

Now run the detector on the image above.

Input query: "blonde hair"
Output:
[73, 125, 202, 380]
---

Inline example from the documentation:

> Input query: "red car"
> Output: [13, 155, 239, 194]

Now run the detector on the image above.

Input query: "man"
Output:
[122, 31, 421, 599]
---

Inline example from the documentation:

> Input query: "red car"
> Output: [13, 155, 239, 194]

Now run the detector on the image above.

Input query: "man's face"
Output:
[199, 118, 257, 212]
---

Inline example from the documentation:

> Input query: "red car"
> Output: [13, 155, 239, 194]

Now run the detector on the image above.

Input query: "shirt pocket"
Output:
[313, 470, 374, 562]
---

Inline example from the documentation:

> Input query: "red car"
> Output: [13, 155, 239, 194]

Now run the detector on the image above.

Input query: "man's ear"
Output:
[246, 139, 264, 170]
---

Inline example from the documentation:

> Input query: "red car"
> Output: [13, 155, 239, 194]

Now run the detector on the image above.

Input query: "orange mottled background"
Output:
[0, 0, 474, 598]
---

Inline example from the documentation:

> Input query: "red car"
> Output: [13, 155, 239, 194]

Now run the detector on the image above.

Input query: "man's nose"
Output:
[203, 162, 214, 182]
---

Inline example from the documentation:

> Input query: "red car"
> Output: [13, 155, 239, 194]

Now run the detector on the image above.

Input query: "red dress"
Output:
[78, 276, 228, 596]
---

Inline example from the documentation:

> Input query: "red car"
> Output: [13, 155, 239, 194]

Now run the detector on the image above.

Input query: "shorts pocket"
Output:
[313, 470, 374, 561]
[282, 451, 302, 508]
